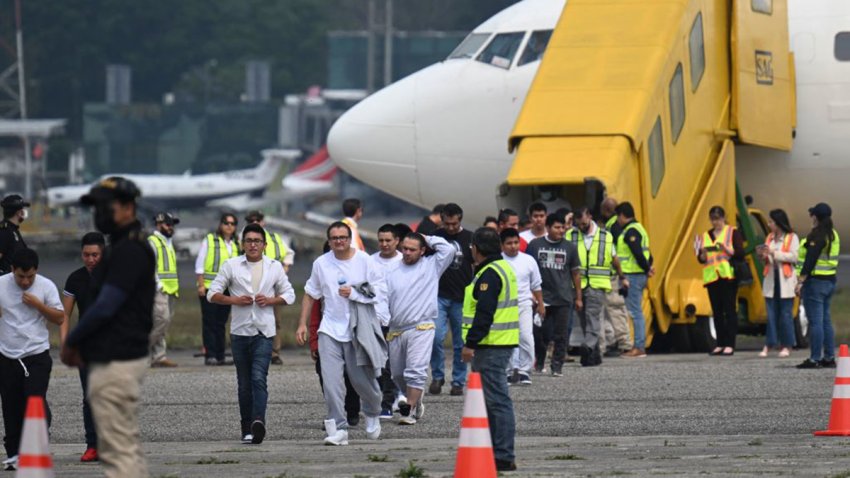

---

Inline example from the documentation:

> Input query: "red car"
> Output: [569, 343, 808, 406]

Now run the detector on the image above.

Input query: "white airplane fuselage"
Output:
[329, 0, 850, 240]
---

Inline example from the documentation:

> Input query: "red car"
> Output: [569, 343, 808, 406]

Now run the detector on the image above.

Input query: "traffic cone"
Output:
[815, 344, 850, 436]
[16, 396, 53, 478]
[454, 372, 496, 478]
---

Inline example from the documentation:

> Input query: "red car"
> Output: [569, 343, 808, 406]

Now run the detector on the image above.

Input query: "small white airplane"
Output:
[47, 148, 300, 210]
[328, 0, 850, 240]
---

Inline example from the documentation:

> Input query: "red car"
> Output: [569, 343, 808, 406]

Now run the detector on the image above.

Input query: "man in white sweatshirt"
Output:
[386, 233, 454, 425]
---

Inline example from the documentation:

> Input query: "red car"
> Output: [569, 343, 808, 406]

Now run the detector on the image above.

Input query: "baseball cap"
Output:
[0, 194, 30, 211]
[808, 202, 832, 219]
[80, 177, 141, 205]
[154, 212, 180, 225]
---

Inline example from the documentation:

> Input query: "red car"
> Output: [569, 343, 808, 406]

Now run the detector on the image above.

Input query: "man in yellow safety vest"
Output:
[148, 212, 180, 368]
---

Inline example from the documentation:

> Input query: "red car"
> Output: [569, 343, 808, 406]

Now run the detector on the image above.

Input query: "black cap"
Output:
[808, 202, 832, 219]
[154, 212, 180, 225]
[1, 194, 30, 211]
[80, 177, 141, 205]
[245, 210, 264, 223]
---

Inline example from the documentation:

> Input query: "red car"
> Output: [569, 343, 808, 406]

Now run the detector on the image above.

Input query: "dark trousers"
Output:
[231, 334, 273, 434]
[535, 305, 570, 372]
[0, 351, 52, 458]
[380, 326, 398, 410]
[200, 296, 231, 361]
[314, 355, 360, 419]
[707, 279, 738, 348]
[472, 347, 515, 463]
[78, 366, 97, 448]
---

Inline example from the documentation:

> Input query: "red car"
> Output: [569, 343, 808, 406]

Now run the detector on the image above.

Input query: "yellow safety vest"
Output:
[617, 221, 650, 274]
[203, 233, 239, 287]
[461, 259, 520, 346]
[569, 228, 614, 291]
[148, 233, 179, 296]
[811, 229, 840, 277]
[264, 230, 288, 263]
[702, 225, 735, 284]
[796, 238, 806, 276]
[605, 215, 617, 231]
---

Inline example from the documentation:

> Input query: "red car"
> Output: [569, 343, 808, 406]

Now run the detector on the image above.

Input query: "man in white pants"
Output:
[500, 228, 544, 385]
[385, 233, 454, 425]
[296, 221, 386, 446]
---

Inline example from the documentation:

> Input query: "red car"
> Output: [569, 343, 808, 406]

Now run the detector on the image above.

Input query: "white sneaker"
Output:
[241, 434, 253, 444]
[324, 429, 349, 446]
[414, 400, 425, 420]
[398, 414, 417, 425]
[2, 455, 17, 471]
[365, 415, 381, 440]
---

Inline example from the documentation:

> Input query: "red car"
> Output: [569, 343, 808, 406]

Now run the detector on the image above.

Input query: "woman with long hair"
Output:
[795, 203, 840, 369]
[758, 209, 799, 358]
[697, 206, 744, 356]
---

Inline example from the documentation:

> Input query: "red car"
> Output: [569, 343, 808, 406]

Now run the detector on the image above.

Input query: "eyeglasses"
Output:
[243, 238, 264, 245]
[222, 221, 236, 226]
[329, 236, 351, 242]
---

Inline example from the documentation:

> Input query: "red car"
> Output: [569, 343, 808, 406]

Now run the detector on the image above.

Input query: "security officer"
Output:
[245, 210, 293, 365]
[615, 202, 653, 358]
[0, 195, 30, 275]
[568, 207, 627, 366]
[461, 227, 519, 472]
[148, 212, 180, 368]
[61, 176, 155, 478]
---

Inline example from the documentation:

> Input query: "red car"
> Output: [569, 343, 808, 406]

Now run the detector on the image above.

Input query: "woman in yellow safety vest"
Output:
[697, 206, 744, 356]
[757, 209, 799, 358]
[795, 203, 840, 369]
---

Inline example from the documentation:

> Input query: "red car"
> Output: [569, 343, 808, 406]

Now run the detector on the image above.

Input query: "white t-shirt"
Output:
[502, 251, 542, 308]
[369, 251, 402, 326]
[520, 229, 544, 244]
[370, 251, 402, 271]
[0, 274, 63, 359]
[305, 249, 385, 342]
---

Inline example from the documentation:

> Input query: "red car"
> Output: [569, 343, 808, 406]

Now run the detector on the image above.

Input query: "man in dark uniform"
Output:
[0, 195, 30, 275]
[60, 177, 155, 478]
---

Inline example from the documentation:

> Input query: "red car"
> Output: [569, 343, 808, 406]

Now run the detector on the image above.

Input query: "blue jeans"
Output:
[765, 297, 795, 348]
[431, 297, 466, 387]
[78, 366, 97, 448]
[472, 348, 515, 463]
[803, 279, 836, 361]
[624, 273, 647, 350]
[231, 334, 273, 432]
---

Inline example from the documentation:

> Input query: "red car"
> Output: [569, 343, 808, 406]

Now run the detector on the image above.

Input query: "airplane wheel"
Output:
[687, 316, 716, 353]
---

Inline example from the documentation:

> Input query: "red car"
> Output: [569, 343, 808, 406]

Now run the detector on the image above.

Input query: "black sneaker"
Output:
[428, 378, 444, 395]
[796, 358, 822, 369]
[495, 459, 517, 471]
[603, 348, 622, 358]
[450, 385, 464, 396]
[270, 356, 283, 365]
[347, 414, 360, 427]
[398, 403, 412, 417]
[820, 358, 837, 368]
[250, 420, 265, 444]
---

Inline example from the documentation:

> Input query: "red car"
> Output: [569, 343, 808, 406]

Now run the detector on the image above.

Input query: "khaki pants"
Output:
[601, 278, 631, 352]
[149, 290, 175, 363]
[88, 357, 149, 478]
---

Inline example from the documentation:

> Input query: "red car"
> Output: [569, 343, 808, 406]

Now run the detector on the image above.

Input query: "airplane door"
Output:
[731, 0, 794, 151]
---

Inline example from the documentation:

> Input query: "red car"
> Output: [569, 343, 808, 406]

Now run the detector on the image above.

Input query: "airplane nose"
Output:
[327, 75, 421, 205]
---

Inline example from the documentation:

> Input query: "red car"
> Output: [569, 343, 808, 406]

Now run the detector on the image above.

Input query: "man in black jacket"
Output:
[61, 177, 154, 478]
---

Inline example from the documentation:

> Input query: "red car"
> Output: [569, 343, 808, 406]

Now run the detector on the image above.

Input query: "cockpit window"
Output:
[476, 32, 525, 69]
[517, 30, 553, 66]
[448, 33, 491, 60]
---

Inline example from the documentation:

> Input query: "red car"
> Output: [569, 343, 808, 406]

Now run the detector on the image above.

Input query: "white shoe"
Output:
[324, 429, 349, 446]
[365, 415, 381, 440]
[778, 348, 791, 358]
[241, 434, 253, 444]
[414, 400, 425, 420]
[2, 455, 17, 471]
[758, 346, 769, 358]
[398, 414, 417, 425]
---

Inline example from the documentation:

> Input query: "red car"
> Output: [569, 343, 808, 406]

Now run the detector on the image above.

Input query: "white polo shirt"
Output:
[0, 274, 63, 359]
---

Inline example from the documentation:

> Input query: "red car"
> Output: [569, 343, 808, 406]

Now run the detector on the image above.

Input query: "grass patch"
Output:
[396, 460, 426, 478]
[830, 472, 850, 478]
[547, 454, 584, 461]
[195, 456, 240, 465]
[368, 454, 390, 462]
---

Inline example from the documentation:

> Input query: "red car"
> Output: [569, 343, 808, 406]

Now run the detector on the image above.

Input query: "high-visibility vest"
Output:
[702, 225, 735, 284]
[264, 230, 288, 263]
[617, 221, 650, 274]
[148, 233, 179, 296]
[461, 259, 520, 346]
[811, 229, 840, 277]
[569, 228, 614, 291]
[764, 233, 794, 279]
[605, 215, 617, 231]
[342, 217, 365, 251]
[203, 233, 239, 287]
[796, 238, 806, 276]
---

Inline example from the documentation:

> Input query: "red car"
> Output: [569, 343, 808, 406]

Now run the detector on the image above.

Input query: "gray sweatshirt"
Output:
[386, 235, 454, 331]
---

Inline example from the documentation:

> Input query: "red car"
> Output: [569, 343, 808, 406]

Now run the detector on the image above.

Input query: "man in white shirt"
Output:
[0, 248, 64, 469]
[386, 233, 453, 425]
[371, 224, 403, 419]
[207, 224, 296, 445]
[501, 229, 544, 386]
[519, 202, 548, 244]
[296, 221, 386, 446]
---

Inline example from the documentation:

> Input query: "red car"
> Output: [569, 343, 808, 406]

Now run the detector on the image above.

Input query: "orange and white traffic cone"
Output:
[454, 372, 496, 478]
[16, 396, 53, 478]
[815, 344, 850, 436]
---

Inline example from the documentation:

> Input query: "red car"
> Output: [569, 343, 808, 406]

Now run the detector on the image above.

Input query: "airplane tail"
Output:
[288, 146, 337, 182]
[255, 148, 301, 184]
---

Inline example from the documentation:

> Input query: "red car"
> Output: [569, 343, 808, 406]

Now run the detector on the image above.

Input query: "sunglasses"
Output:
[222, 221, 237, 226]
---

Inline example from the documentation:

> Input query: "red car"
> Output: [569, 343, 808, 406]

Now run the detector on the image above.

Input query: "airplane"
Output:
[328, 0, 850, 243]
[46, 148, 300, 210]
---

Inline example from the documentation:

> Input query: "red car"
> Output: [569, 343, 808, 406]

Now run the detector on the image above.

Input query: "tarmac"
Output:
[27, 346, 850, 477]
